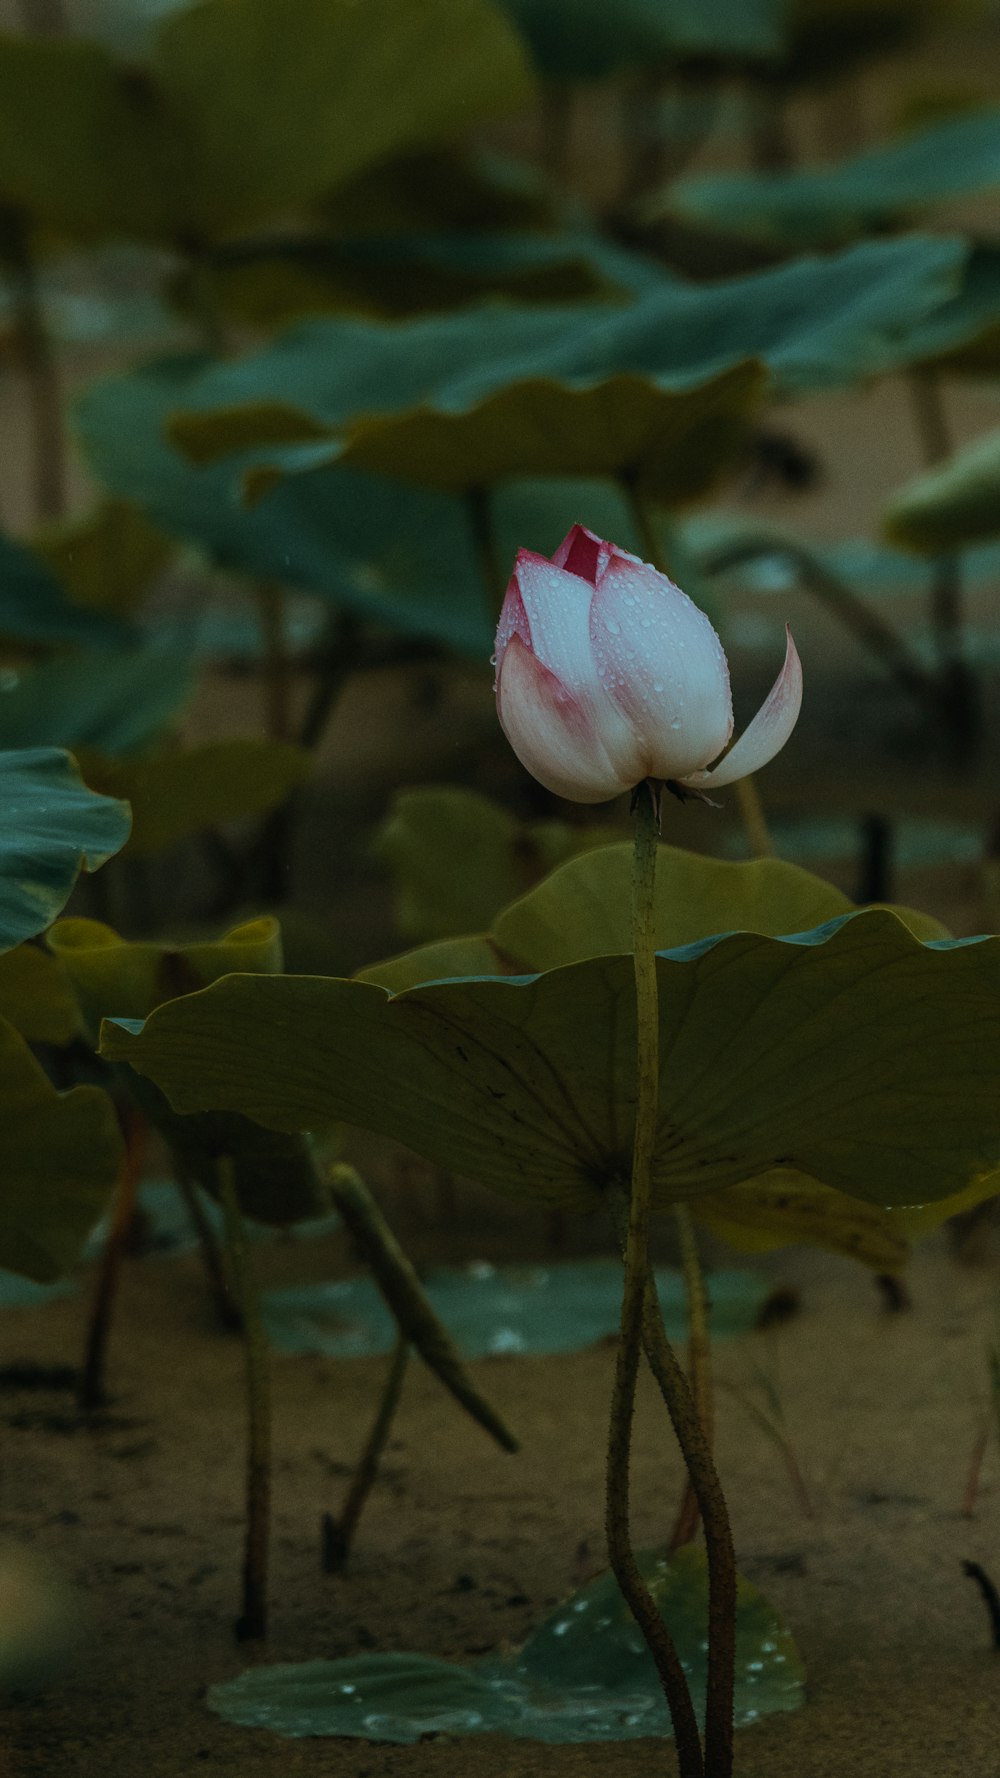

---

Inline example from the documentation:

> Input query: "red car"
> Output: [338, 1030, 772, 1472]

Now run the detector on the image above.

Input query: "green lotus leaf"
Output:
[100, 909, 1000, 1214]
[47, 913, 283, 1032]
[0, 946, 80, 1045]
[692, 1171, 919, 1269]
[779, 0, 953, 88]
[0, 649, 194, 756]
[884, 423, 1000, 554]
[0, 747, 131, 954]
[668, 107, 1000, 248]
[208, 1544, 802, 1743]
[75, 357, 494, 656]
[0, 529, 133, 647]
[0, 1016, 123, 1282]
[320, 145, 558, 238]
[495, 0, 784, 81]
[32, 498, 174, 618]
[360, 840, 947, 990]
[78, 738, 312, 854]
[0, 0, 534, 244]
[376, 787, 620, 944]
[165, 236, 965, 495]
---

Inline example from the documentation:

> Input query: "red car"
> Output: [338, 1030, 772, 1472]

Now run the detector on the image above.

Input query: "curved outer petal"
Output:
[679, 627, 802, 791]
[496, 635, 633, 802]
[589, 553, 734, 782]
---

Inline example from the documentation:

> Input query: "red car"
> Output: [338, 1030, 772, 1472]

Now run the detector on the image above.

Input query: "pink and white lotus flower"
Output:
[494, 524, 802, 803]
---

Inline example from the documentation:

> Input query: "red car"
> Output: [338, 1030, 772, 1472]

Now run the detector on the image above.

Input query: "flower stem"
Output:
[78, 1105, 146, 1413]
[605, 780, 705, 1777]
[667, 1204, 713, 1553]
[322, 1333, 410, 1573]
[218, 1158, 272, 1641]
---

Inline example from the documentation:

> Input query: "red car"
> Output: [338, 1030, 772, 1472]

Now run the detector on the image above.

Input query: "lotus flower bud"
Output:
[494, 524, 801, 803]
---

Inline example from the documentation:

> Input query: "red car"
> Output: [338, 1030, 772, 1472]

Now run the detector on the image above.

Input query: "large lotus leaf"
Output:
[100, 910, 1000, 1214]
[1, 748, 131, 954]
[0, 0, 533, 244]
[883, 424, 1000, 554]
[47, 914, 283, 1032]
[147, 0, 534, 242]
[321, 144, 558, 238]
[376, 787, 620, 944]
[668, 107, 1000, 249]
[0, 1016, 123, 1282]
[198, 232, 614, 329]
[32, 499, 173, 618]
[209, 1544, 802, 1743]
[360, 840, 948, 990]
[888, 245, 1000, 378]
[778, 0, 953, 87]
[0, 531, 133, 648]
[0, 648, 194, 755]
[74, 357, 494, 656]
[0, 946, 80, 1046]
[495, 0, 784, 80]
[166, 237, 965, 490]
[79, 739, 312, 855]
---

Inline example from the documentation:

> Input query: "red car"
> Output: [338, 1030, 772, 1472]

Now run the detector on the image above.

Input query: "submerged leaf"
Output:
[208, 1544, 803, 1743]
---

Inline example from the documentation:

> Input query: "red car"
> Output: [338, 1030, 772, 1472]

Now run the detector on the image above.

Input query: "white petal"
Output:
[512, 550, 601, 688]
[589, 553, 733, 782]
[680, 627, 802, 790]
[496, 635, 633, 803]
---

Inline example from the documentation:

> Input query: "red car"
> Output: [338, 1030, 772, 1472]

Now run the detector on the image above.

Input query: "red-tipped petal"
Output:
[496, 634, 632, 803]
[679, 627, 802, 790]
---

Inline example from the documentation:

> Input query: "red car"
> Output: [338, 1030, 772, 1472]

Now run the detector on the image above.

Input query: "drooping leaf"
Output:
[165, 236, 965, 495]
[375, 787, 619, 943]
[0, 1016, 123, 1282]
[208, 1544, 803, 1743]
[32, 498, 173, 617]
[0, 0, 534, 244]
[360, 840, 947, 990]
[75, 357, 494, 656]
[264, 1259, 769, 1358]
[50, 913, 324, 1227]
[693, 1172, 916, 1270]
[101, 910, 1000, 1214]
[495, 0, 785, 81]
[0, 648, 194, 755]
[668, 107, 1000, 248]
[79, 739, 312, 854]
[0, 530, 133, 648]
[0, 748, 131, 954]
[884, 423, 1000, 554]
[0, 946, 80, 1045]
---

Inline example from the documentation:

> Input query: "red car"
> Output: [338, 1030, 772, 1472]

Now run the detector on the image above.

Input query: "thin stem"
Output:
[217, 1157, 272, 1641]
[322, 1334, 410, 1573]
[667, 1205, 713, 1554]
[0, 207, 67, 523]
[78, 1106, 147, 1412]
[907, 369, 978, 763]
[538, 82, 573, 185]
[615, 1211, 736, 1778]
[605, 783, 705, 1777]
[258, 582, 292, 741]
[467, 486, 505, 614]
[733, 777, 773, 858]
[175, 1171, 242, 1332]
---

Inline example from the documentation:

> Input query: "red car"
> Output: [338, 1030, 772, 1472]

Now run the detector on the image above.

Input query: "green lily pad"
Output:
[0, 1016, 123, 1282]
[78, 739, 312, 855]
[0, 649, 194, 756]
[263, 1259, 769, 1360]
[0, 0, 533, 245]
[32, 498, 174, 618]
[0, 530, 133, 648]
[361, 840, 946, 990]
[75, 357, 495, 656]
[497, 0, 783, 80]
[0, 748, 131, 954]
[376, 787, 620, 944]
[0, 946, 79, 1045]
[100, 908, 1000, 1214]
[165, 236, 965, 495]
[668, 106, 1000, 248]
[208, 1544, 803, 1743]
[884, 422, 1000, 554]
